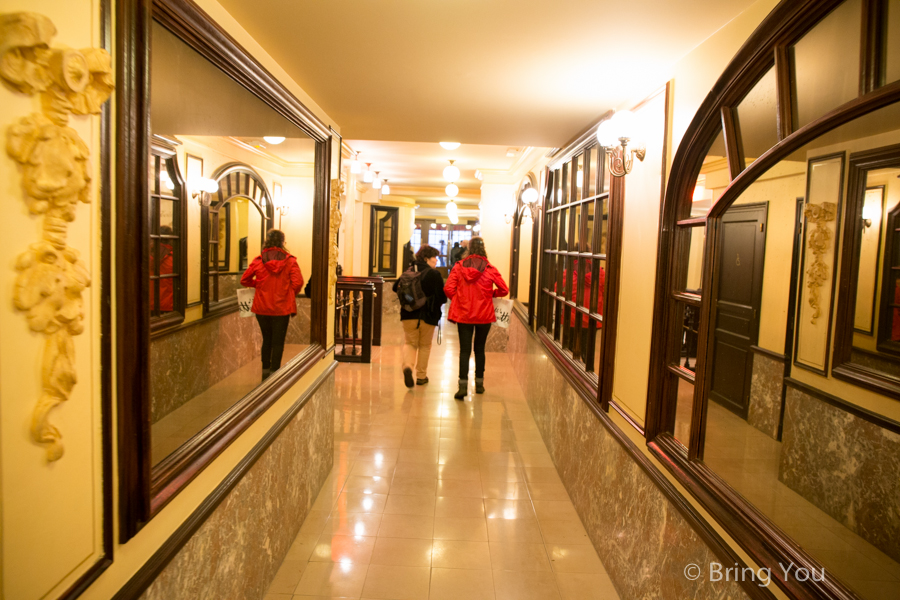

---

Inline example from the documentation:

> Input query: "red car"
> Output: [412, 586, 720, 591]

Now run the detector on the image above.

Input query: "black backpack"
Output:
[396, 265, 429, 312]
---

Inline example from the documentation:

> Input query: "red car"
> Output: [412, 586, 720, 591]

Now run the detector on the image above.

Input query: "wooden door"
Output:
[709, 203, 768, 419]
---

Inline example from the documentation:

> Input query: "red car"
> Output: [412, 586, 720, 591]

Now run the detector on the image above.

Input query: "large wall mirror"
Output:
[117, 0, 331, 540]
[834, 143, 900, 397]
[649, 0, 900, 598]
[510, 174, 539, 313]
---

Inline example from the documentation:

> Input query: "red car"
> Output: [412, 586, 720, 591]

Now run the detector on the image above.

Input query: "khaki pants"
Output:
[402, 320, 436, 379]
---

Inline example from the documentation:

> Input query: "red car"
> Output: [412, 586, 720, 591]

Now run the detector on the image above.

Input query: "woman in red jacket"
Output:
[444, 237, 509, 400]
[241, 229, 304, 381]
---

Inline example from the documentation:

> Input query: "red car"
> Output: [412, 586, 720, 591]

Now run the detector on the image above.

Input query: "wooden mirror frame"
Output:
[833, 143, 900, 399]
[509, 173, 540, 326]
[646, 0, 900, 598]
[116, 0, 333, 541]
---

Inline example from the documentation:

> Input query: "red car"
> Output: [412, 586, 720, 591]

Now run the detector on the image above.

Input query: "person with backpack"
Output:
[240, 229, 304, 381]
[393, 245, 446, 388]
[444, 236, 508, 400]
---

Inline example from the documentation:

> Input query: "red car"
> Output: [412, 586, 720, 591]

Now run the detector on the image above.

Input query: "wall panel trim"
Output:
[783, 377, 900, 435]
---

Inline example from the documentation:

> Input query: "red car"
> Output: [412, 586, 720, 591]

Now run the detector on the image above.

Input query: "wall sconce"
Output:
[273, 182, 288, 228]
[862, 203, 879, 230]
[189, 176, 218, 206]
[595, 110, 646, 177]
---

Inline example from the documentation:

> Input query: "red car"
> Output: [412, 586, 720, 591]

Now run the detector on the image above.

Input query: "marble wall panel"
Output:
[507, 316, 750, 600]
[218, 273, 241, 299]
[150, 311, 262, 423]
[780, 386, 900, 562]
[381, 281, 400, 315]
[285, 297, 312, 345]
[747, 351, 784, 439]
[140, 372, 334, 600]
[485, 323, 509, 352]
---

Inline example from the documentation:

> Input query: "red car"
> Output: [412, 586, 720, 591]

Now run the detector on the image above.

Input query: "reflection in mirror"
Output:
[148, 21, 316, 466]
[736, 66, 777, 164]
[515, 206, 534, 306]
[854, 186, 885, 334]
[688, 129, 726, 218]
[791, 0, 861, 129]
[701, 102, 900, 599]
[889, 0, 900, 84]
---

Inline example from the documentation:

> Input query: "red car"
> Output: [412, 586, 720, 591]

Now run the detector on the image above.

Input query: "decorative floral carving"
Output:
[329, 178, 344, 302]
[2, 12, 113, 461]
[804, 201, 837, 324]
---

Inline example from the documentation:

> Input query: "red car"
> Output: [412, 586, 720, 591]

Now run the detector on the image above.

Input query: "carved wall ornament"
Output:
[2, 12, 113, 461]
[804, 201, 837, 324]
[329, 178, 344, 302]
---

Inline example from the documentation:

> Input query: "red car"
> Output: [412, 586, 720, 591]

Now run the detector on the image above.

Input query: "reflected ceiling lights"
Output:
[440, 141, 460, 150]
[443, 160, 460, 183]
[263, 136, 285, 145]
[445, 183, 459, 198]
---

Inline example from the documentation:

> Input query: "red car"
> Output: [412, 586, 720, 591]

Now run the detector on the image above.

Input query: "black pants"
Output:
[256, 314, 291, 371]
[457, 323, 491, 379]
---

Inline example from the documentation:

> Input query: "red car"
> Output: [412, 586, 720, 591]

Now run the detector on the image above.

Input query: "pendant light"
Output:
[445, 183, 459, 198]
[443, 160, 460, 183]
[373, 171, 382, 190]
[350, 152, 361, 174]
[363, 163, 374, 183]
[382, 179, 391, 195]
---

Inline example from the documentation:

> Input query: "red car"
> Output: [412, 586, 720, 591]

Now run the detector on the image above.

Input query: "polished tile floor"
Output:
[265, 317, 620, 600]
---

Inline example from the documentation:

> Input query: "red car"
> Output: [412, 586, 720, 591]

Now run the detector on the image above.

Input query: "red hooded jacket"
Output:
[556, 262, 605, 328]
[150, 242, 174, 312]
[240, 247, 304, 316]
[444, 255, 509, 324]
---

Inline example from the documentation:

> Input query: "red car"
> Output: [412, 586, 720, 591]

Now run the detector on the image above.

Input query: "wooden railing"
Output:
[334, 279, 377, 362]
[337, 276, 384, 346]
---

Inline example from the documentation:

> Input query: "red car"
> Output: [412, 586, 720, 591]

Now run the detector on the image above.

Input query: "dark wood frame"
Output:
[792, 152, 845, 376]
[369, 205, 399, 277]
[646, 0, 900, 598]
[117, 0, 332, 542]
[509, 173, 538, 307]
[201, 162, 274, 316]
[148, 135, 188, 331]
[833, 142, 900, 399]
[852, 185, 885, 335]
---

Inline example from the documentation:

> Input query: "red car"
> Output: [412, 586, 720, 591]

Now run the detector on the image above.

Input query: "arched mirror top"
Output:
[210, 162, 274, 220]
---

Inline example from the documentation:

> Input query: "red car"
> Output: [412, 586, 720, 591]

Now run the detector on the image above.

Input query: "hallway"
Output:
[264, 317, 620, 599]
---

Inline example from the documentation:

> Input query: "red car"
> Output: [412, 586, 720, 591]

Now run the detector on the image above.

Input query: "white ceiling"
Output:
[217, 0, 757, 147]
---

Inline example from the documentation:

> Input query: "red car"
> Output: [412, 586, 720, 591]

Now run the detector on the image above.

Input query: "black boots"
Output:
[454, 379, 467, 400]
[475, 378, 485, 394]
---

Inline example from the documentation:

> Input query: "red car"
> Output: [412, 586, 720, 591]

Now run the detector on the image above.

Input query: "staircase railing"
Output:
[336, 276, 384, 346]
[334, 279, 376, 363]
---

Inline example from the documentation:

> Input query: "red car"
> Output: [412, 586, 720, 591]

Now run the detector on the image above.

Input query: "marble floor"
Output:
[264, 317, 621, 600]
[676, 379, 900, 600]
[151, 343, 307, 464]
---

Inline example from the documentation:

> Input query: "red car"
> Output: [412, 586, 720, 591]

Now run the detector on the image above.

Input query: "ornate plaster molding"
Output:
[804, 201, 837, 324]
[329, 179, 344, 302]
[2, 12, 113, 461]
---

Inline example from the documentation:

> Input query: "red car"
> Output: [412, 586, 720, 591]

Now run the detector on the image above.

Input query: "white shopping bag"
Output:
[493, 297, 513, 329]
[237, 288, 255, 318]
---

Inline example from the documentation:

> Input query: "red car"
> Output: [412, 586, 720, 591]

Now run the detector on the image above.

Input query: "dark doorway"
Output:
[709, 203, 768, 419]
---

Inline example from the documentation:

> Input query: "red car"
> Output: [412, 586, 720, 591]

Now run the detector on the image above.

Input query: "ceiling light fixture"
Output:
[430, 223, 437, 229]
[443, 160, 460, 183]
[263, 136, 285, 145]
[440, 141, 460, 150]
[373, 171, 382, 190]
[522, 187, 538, 204]
[473, 222, 481, 232]
[445, 183, 459, 198]
[465, 224, 472, 230]
[363, 163, 374, 183]
[382, 179, 390, 195]
[350, 152, 361, 174]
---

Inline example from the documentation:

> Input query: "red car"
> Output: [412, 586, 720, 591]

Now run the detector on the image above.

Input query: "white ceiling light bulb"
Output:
[350, 152, 361, 174]
[446, 201, 458, 212]
[522, 187, 538, 204]
[263, 136, 285, 145]
[440, 142, 461, 150]
[443, 160, 460, 183]
[473, 222, 481, 232]
[449, 213, 459, 224]
[465, 224, 472, 230]
[445, 183, 459, 198]
[382, 179, 390, 195]
[363, 163, 374, 183]
[373, 171, 382, 190]
[430, 223, 437, 229]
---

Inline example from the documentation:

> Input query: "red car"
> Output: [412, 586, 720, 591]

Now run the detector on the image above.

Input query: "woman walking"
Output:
[444, 237, 508, 400]
[241, 229, 304, 381]
[393, 245, 446, 387]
